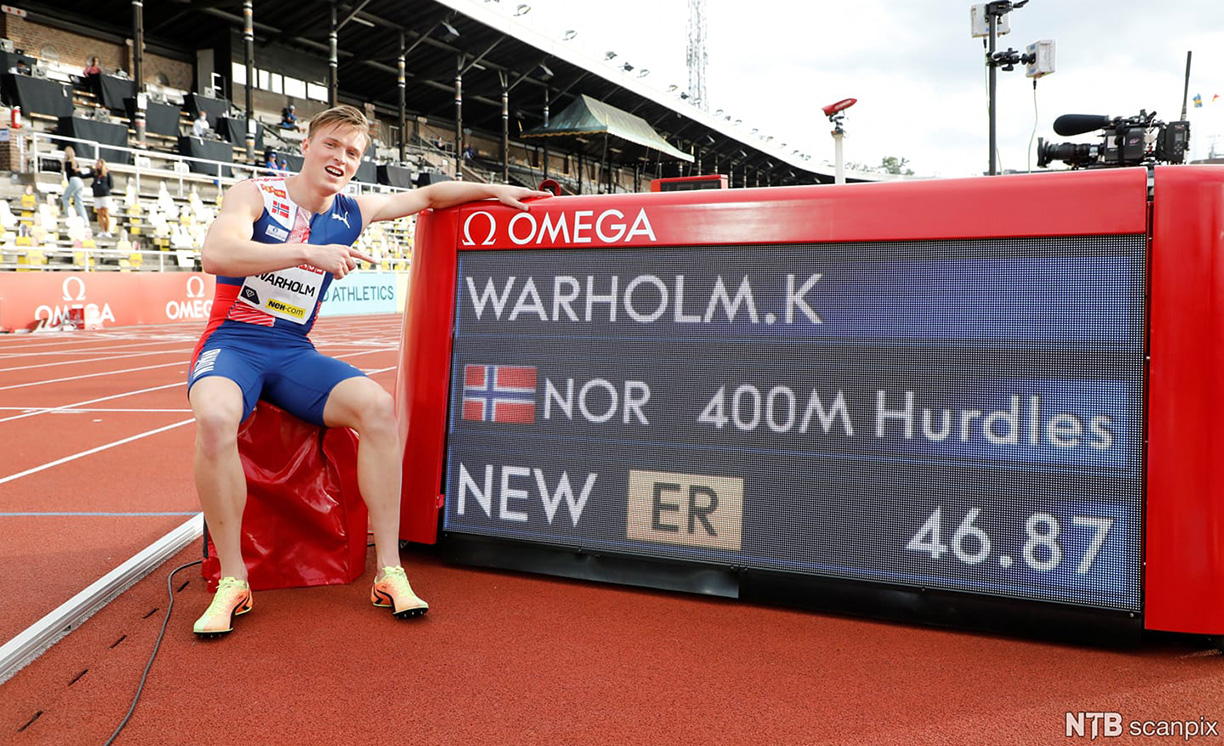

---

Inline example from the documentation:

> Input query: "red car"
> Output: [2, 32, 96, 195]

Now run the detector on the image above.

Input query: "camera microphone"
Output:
[1052, 114, 1114, 137]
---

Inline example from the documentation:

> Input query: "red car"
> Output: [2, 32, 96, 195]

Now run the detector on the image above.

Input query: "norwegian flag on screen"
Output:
[462, 364, 537, 424]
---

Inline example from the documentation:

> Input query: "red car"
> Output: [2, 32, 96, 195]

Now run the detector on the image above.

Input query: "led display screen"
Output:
[442, 236, 1145, 612]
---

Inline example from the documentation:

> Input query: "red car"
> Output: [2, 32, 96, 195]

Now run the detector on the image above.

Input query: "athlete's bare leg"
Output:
[322, 376, 403, 571]
[189, 377, 250, 581]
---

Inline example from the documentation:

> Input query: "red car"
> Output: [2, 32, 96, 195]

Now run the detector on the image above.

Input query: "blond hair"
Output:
[306, 105, 369, 146]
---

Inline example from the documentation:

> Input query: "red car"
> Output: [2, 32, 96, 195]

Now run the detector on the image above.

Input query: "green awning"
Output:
[522, 94, 694, 162]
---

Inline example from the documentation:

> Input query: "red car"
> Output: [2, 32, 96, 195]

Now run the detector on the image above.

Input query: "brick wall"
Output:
[0, 135, 18, 172]
[2, 16, 191, 89]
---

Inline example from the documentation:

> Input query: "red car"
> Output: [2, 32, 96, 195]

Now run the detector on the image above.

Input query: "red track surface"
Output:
[1, 316, 1222, 745]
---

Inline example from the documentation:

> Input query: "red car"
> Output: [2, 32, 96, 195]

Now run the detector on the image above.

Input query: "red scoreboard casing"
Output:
[394, 166, 1224, 637]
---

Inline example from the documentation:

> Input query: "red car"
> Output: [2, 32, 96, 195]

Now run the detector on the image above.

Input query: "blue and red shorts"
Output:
[188, 323, 364, 426]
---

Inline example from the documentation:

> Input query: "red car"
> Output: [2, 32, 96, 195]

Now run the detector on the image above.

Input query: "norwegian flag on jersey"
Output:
[271, 200, 291, 220]
[462, 364, 537, 424]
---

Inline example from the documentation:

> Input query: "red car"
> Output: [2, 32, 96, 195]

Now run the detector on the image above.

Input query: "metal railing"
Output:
[8, 130, 415, 272]
[0, 245, 199, 272]
[25, 130, 285, 196]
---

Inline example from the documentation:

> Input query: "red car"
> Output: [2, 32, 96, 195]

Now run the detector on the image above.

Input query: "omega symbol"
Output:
[62, 276, 86, 301]
[462, 211, 497, 247]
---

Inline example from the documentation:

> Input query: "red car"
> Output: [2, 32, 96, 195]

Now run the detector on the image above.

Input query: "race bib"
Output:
[237, 265, 326, 324]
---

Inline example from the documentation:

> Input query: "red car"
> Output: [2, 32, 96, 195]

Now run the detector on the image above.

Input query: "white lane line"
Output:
[0, 350, 391, 421]
[325, 349, 391, 359]
[0, 419, 194, 486]
[0, 382, 183, 424]
[0, 514, 203, 685]
[0, 340, 193, 360]
[0, 350, 190, 374]
[0, 407, 192, 414]
[0, 511, 199, 517]
[0, 340, 182, 357]
[0, 361, 185, 391]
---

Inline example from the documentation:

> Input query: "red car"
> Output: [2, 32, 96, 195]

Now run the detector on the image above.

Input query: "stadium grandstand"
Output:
[0, 0, 863, 276]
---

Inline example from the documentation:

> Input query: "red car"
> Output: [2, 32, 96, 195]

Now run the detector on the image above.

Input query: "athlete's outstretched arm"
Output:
[201, 181, 374, 279]
[357, 182, 551, 228]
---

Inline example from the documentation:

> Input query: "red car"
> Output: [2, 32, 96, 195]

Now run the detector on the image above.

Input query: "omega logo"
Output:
[462, 211, 497, 246]
[461, 208, 657, 248]
[62, 276, 87, 301]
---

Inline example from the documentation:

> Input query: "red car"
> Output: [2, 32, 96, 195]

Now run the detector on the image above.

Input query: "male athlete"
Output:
[189, 104, 548, 636]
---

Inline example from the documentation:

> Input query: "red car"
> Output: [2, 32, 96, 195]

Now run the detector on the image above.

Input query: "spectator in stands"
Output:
[20, 183, 36, 211]
[462, 145, 475, 161]
[280, 104, 300, 131]
[10, 59, 29, 75]
[187, 104, 549, 637]
[59, 146, 88, 224]
[192, 110, 211, 139]
[265, 151, 288, 175]
[80, 56, 103, 97]
[90, 158, 114, 237]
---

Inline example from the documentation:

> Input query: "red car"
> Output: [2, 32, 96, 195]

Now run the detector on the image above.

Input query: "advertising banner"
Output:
[317, 270, 399, 317]
[0, 270, 409, 330]
[0, 272, 215, 330]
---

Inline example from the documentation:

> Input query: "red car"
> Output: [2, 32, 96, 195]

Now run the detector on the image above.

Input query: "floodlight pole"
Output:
[834, 130, 844, 184]
[131, 0, 146, 148]
[398, 33, 406, 163]
[986, 3, 1002, 175]
[243, 0, 255, 161]
[829, 113, 846, 184]
[328, 3, 338, 106]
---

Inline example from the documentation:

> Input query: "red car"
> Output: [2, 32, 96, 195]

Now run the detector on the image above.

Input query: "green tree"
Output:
[879, 156, 914, 175]
[846, 156, 915, 176]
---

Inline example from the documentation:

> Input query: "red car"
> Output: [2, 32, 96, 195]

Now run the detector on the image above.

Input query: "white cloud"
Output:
[508, 0, 1224, 177]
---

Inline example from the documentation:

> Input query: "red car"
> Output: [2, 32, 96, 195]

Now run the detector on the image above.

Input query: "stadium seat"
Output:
[171, 224, 193, 249]
[125, 199, 143, 236]
[156, 183, 176, 215]
[65, 215, 89, 242]
[0, 200, 17, 230]
[118, 250, 142, 272]
[36, 205, 57, 233]
[17, 248, 46, 271]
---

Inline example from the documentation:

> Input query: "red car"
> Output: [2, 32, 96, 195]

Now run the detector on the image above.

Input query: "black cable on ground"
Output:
[103, 559, 202, 746]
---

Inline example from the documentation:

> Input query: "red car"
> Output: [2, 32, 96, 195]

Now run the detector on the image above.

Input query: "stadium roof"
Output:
[18, 0, 855, 185]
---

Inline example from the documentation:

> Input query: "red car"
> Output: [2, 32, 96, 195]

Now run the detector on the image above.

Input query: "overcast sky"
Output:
[499, 0, 1224, 178]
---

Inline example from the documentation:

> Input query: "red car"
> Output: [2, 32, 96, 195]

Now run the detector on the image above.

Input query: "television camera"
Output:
[1037, 111, 1189, 169]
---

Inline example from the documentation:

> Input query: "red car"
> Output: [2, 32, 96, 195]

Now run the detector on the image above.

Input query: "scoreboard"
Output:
[395, 166, 1224, 636]
[650, 174, 729, 192]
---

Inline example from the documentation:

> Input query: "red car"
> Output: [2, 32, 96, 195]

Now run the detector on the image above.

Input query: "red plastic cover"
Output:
[202, 401, 368, 591]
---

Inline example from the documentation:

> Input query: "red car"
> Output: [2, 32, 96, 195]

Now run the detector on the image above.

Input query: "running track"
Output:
[1, 316, 1222, 745]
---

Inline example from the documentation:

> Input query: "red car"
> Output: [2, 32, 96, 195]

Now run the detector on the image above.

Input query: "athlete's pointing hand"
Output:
[307, 244, 379, 278]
